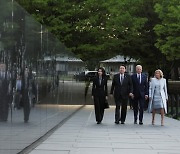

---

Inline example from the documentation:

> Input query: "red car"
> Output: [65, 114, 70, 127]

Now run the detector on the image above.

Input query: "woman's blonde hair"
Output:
[155, 69, 164, 78]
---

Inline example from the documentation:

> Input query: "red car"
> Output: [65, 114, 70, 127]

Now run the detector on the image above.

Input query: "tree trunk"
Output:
[171, 60, 180, 80]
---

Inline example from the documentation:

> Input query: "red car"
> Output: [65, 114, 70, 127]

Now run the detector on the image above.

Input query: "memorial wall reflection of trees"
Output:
[0, 1, 84, 153]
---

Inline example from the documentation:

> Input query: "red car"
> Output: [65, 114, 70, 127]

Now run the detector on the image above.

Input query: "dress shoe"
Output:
[134, 120, 137, 124]
[97, 121, 101, 124]
[115, 121, 119, 124]
[24, 119, 29, 123]
[121, 121, 125, 124]
[139, 121, 143, 125]
[0, 119, 7, 122]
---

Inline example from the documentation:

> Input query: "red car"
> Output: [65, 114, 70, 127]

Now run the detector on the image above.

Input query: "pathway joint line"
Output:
[17, 105, 85, 154]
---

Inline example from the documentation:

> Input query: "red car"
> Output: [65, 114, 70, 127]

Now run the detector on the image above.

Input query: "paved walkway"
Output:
[0, 105, 81, 154]
[29, 106, 180, 154]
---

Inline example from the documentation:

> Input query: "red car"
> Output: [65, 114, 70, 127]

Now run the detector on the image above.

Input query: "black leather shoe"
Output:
[121, 122, 125, 124]
[24, 119, 29, 123]
[0, 119, 7, 122]
[139, 121, 143, 125]
[134, 120, 137, 124]
[97, 122, 101, 124]
[115, 121, 119, 124]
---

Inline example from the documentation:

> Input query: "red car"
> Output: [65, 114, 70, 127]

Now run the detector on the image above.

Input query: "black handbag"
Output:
[104, 100, 110, 109]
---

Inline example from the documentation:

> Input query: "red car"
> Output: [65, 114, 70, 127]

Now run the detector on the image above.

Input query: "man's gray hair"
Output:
[136, 65, 142, 69]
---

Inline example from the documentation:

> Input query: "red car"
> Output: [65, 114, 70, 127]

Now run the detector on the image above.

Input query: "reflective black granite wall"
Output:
[0, 0, 86, 153]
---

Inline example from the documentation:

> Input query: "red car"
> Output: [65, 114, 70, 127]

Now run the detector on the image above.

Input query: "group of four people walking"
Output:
[92, 65, 168, 126]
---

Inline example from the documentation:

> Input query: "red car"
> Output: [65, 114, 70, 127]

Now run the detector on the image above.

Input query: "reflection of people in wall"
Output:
[0, 63, 11, 122]
[14, 75, 22, 109]
[21, 67, 31, 123]
[29, 73, 37, 107]
[56, 74, 59, 87]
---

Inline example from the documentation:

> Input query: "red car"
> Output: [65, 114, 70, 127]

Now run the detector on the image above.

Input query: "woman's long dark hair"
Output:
[97, 67, 106, 78]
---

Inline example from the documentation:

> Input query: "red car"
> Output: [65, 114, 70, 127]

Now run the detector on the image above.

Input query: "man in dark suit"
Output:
[110, 65, 133, 124]
[131, 65, 148, 125]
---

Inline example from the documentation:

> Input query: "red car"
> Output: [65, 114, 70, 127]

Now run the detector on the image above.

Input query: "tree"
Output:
[154, 0, 180, 79]
[16, 0, 179, 79]
[16, 0, 112, 69]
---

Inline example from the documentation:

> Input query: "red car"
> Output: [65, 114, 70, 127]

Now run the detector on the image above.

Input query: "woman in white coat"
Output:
[148, 69, 168, 126]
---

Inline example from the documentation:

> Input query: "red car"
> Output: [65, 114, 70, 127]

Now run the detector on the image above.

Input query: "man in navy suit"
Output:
[131, 65, 148, 125]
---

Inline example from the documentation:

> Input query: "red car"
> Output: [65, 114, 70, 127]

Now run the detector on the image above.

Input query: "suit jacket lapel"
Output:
[102, 78, 104, 85]
[98, 77, 101, 86]
[141, 74, 145, 84]
[117, 74, 121, 85]
[135, 74, 139, 84]
[100, 78, 104, 86]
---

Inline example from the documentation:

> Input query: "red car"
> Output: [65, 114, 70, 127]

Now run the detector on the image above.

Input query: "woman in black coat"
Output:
[92, 67, 108, 124]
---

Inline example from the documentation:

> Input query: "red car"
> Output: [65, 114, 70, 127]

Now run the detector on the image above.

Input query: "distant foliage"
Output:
[16, 0, 179, 76]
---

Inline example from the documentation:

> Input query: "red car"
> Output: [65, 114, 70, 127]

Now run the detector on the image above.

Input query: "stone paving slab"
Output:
[29, 105, 180, 154]
[0, 105, 82, 154]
